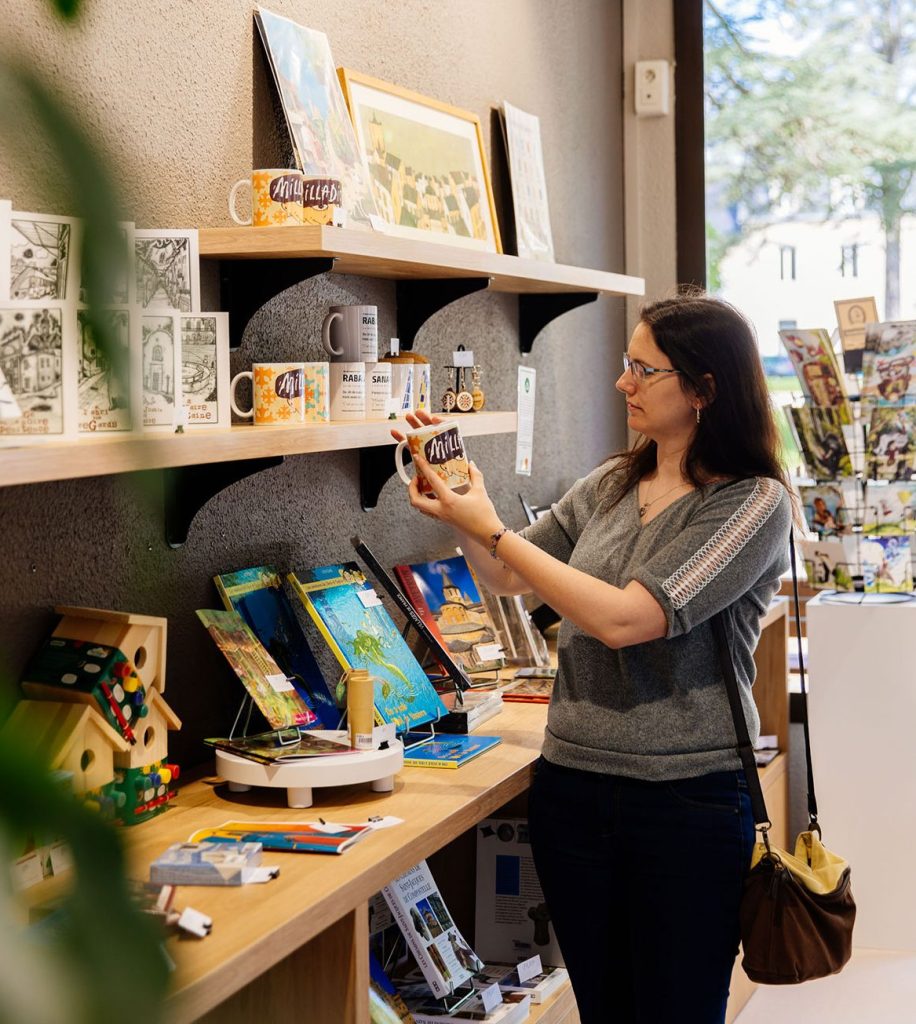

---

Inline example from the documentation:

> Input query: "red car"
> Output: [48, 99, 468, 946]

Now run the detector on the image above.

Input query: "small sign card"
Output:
[515, 366, 536, 475]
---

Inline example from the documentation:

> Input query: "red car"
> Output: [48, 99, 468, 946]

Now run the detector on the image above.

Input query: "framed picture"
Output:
[338, 69, 502, 254]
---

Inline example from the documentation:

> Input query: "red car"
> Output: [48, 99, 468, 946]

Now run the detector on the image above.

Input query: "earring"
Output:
[696, 407, 701, 424]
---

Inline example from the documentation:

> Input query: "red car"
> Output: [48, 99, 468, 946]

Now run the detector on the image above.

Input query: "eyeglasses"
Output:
[622, 354, 681, 383]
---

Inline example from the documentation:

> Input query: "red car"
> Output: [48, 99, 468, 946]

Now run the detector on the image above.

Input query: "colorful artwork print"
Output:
[799, 539, 855, 591]
[289, 563, 446, 733]
[861, 320, 916, 408]
[340, 70, 500, 252]
[254, 8, 379, 227]
[778, 327, 851, 421]
[866, 406, 916, 480]
[141, 314, 179, 428]
[862, 483, 916, 535]
[77, 308, 131, 434]
[180, 313, 228, 427]
[196, 609, 316, 729]
[135, 229, 199, 312]
[788, 406, 853, 480]
[405, 556, 505, 674]
[0, 306, 65, 437]
[798, 483, 855, 537]
[10, 212, 79, 301]
[860, 536, 913, 593]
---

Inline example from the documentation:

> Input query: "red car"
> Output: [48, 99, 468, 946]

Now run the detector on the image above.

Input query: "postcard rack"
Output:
[791, 393, 916, 597]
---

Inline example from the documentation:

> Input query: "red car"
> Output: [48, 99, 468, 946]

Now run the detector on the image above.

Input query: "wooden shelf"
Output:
[199, 224, 645, 297]
[0, 411, 517, 489]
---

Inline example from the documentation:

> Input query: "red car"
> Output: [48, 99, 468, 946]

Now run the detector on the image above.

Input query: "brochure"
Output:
[189, 819, 374, 855]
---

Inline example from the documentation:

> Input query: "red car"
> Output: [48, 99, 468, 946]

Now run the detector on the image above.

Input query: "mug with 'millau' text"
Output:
[394, 420, 470, 496]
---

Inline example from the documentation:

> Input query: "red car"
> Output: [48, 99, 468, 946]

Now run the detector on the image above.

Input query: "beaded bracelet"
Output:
[489, 526, 510, 559]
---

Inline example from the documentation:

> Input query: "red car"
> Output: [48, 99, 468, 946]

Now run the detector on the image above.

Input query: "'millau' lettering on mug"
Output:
[268, 174, 304, 204]
[275, 369, 304, 399]
[424, 428, 465, 465]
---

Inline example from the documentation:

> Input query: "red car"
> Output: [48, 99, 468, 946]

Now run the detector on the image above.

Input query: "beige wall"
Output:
[0, 1, 677, 765]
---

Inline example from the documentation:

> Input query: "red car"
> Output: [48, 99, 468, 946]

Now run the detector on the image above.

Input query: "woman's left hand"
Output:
[408, 455, 504, 546]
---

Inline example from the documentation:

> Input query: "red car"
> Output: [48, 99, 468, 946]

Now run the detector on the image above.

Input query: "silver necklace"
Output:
[638, 479, 690, 518]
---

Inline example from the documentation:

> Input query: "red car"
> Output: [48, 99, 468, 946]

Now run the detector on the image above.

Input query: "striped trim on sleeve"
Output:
[661, 478, 784, 610]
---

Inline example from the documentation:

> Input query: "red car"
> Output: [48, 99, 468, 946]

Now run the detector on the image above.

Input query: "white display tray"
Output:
[215, 730, 403, 808]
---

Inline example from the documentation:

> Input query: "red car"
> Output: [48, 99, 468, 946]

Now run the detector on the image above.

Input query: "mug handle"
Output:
[321, 311, 344, 356]
[228, 179, 252, 226]
[394, 439, 414, 485]
[230, 371, 254, 418]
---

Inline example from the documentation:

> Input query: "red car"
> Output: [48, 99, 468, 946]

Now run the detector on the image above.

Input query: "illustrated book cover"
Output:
[196, 608, 317, 729]
[189, 819, 373, 855]
[866, 406, 916, 481]
[203, 728, 352, 764]
[498, 677, 554, 704]
[401, 733, 501, 769]
[798, 482, 857, 537]
[382, 860, 483, 998]
[475, 817, 564, 967]
[798, 538, 855, 591]
[778, 327, 851, 420]
[400, 985, 529, 1024]
[862, 482, 916, 534]
[396, 555, 505, 676]
[861, 320, 916, 409]
[859, 536, 914, 593]
[288, 562, 447, 733]
[787, 406, 854, 480]
[214, 565, 338, 727]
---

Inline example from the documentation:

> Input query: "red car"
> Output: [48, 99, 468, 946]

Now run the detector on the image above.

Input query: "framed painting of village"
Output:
[337, 69, 502, 254]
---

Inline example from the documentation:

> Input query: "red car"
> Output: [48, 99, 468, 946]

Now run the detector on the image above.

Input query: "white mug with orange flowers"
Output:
[230, 362, 312, 425]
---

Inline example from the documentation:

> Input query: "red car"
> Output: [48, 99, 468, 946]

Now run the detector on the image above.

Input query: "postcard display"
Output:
[0, 204, 232, 444]
[782, 321, 916, 594]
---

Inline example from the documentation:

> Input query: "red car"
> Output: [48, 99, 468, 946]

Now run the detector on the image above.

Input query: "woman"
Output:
[394, 294, 792, 1023]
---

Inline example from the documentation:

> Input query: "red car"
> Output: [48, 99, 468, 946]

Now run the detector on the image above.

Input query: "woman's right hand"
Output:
[389, 409, 443, 443]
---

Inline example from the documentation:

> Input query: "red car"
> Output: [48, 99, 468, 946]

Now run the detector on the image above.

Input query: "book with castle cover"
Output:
[382, 860, 483, 999]
[288, 563, 447, 734]
[214, 565, 338, 727]
[396, 556, 506, 676]
[196, 609, 317, 729]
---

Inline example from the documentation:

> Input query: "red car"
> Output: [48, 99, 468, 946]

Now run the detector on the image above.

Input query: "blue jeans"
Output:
[527, 756, 754, 1024]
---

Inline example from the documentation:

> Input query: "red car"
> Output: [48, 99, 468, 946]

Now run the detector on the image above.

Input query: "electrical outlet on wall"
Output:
[634, 60, 670, 117]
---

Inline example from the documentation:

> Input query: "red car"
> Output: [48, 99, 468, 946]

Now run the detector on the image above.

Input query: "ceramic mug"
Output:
[394, 420, 470, 496]
[389, 360, 415, 414]
[228, 169, 303, 227]
[301, 361, 331, 422]
[230, 362, 307, 424]
[329, 362, 366, 421]
[321, 305, 378, 363]
[300, 177, 341, 226]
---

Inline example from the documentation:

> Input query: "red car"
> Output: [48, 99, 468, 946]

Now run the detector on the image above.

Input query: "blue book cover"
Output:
[214, 566, 339, 728]
[405, 555, 506, 674]
[289, 562, 447, 734]
[402, 733, 501, 769]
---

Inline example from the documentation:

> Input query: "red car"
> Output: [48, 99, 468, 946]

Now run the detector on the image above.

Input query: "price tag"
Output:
[357, 587, 382, 608]
[452, 349, 475, 366]
[332, 208, 348, 228]
[365, 816, 404, 830]
[372, 723, 397, 747]
[309, 822, 353, 834]
[48, 841, 72, 877]
[516, 954, 543, 982]
[479, 982, 503, 1014]
[266, 673, 295, 693]
[368, 214, 388, 233]
[475, 642, 504, 661]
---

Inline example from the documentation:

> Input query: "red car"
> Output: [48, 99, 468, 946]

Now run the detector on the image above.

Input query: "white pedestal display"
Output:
[807, 593, 916, 950]
[215, 731, 404, 808]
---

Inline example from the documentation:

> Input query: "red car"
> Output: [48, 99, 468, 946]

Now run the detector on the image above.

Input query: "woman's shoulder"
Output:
[704, 475, 792, 526]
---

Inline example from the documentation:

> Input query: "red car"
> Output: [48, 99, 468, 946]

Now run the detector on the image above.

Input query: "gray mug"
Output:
[321, 304, 378, 363]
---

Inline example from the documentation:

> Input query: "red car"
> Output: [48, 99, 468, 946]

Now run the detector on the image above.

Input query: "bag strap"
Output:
[711, 526, 821, 848]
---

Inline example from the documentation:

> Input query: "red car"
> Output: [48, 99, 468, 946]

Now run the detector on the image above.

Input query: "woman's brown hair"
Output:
[604, 292, 794, 505]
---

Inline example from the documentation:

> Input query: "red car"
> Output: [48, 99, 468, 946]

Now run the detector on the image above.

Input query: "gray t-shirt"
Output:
[521, 465, 791, 781]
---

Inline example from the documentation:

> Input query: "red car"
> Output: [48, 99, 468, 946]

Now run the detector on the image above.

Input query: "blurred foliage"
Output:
[0, 4, 168, 1022]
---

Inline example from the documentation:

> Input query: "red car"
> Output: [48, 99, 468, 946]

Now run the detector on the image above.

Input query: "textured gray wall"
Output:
[1, 0, 627, 767]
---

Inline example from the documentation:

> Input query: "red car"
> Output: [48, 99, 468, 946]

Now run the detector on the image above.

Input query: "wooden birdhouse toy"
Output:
[53, 606, 168, 693]
[5, 699, 128, 796]
[115, 688, 182, 770]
